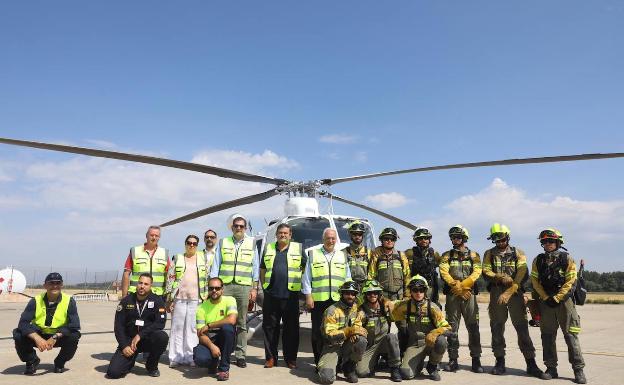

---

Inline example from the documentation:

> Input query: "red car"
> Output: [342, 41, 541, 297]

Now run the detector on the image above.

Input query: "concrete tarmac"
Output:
[1, 301, 623, 385]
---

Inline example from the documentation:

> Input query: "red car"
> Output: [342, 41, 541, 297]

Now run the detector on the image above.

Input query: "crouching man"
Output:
[13, 273, 81, 375]
[106, 273, 168, 378]
[356, 280, 402, 382]
[390, 275, 451, 381]
[193, 277, 237, 381]
[318, 281, 367, 384]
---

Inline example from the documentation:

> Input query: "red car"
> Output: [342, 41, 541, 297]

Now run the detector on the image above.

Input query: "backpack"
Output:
[573, 261, 587, 306]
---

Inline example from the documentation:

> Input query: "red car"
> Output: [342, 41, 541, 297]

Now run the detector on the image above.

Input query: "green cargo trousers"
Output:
[223, 283, 251, 360]
[488, 287, 536, 359]
[538, 297, 585, 370]
[400, 334, 447, 379]
[445, 293, 481, 359]
[318, 336, 367, 384]
[356, 333, 400, 377]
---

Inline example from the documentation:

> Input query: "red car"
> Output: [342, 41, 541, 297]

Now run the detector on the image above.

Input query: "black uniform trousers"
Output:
[262, 291, 300, 362]
[13, 328, 80, 367]
[106, 330, 168, 379]
[311, 299, 335, 365]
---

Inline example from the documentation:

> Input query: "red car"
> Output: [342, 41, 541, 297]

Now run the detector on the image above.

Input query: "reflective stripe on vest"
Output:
[219, 237, 255, 286]
[33, 293, 70, 334]
[310, 248, 347, 301]
[262, 242, 303, 292]
[171, 251, 208, 301]
[129, 245, 169, 295]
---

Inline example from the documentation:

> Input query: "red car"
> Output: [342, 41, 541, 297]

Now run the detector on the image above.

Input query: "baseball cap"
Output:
[45, 272, 63, 283]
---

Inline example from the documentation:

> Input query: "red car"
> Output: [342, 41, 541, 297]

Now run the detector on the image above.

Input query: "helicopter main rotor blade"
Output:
[322, 152, 624, 185]
[0, 137, 286, 185]
[322, 192, 417, 231]
[160, 188, 280, 227]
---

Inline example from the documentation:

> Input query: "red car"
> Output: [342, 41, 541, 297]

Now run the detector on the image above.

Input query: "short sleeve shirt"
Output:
[195, 295, 238, 328]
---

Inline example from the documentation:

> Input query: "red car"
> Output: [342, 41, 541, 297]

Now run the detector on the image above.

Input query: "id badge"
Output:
[148, 301, 154, 309]
[135, 319, 145, 326]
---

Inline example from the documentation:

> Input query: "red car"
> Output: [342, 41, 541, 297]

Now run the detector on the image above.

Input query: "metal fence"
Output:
[12, 266, 121, 291]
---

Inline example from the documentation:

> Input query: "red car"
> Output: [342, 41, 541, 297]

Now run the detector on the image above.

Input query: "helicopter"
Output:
[1, 136, 624, 255]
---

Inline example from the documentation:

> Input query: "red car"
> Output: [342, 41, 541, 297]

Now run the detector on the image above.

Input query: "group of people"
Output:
[11, 215, 587, 384]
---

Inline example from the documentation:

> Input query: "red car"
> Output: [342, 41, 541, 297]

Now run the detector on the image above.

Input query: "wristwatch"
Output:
[52, 334, 59, 340]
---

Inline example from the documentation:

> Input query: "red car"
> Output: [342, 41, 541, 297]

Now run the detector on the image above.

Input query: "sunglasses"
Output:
[342, 291, 358, 296]
[541, 239, 557, 244]
[365, 291, 380, 296]
[451, 236, 463, 240]
[208, 286, 223, 291]
[411, 288, 426, 293]
[232, 224, 246, 229]
[382, 238, 396, 242]
[205, 235, 216, 240]
[186, 241, 198, 246]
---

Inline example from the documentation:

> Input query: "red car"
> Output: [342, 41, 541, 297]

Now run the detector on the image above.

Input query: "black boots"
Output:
[390, 367, 402, 382]
[491, 357, 506, 375]
[24, 357, 40, 375]
[427, 363, 441, 381]
[471, 357, 484, 373]
[444, 359, 458, 372]
[343, 362, 358, 383]
[545, 367, 558, 379]
[526, 358, 551, 380]
[574, 369, 587, 384]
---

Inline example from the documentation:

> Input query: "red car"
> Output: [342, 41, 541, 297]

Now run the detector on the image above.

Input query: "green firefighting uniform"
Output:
[391, 298, 450, 379]
[531, 251, 585, 370]
[345, 244, 371, 290]
[355, 301, 400, 377]
[439, 247, 482, 359]
[482, 245, 536, 359]
[318, 301, 367, 384]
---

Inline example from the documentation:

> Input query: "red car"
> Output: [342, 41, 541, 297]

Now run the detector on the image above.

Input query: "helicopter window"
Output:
[287, 217, 332, 251]
[333, 218, 375, 250]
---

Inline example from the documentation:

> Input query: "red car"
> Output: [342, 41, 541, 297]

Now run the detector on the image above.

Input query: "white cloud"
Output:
[319, 134, 358, 144]
[354, 151, 368, 163]
[191, 149, 299, 175]
[365, 192, 410, 209]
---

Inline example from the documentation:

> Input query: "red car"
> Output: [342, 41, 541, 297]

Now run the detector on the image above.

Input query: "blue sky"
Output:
[1, 1, 623, 277]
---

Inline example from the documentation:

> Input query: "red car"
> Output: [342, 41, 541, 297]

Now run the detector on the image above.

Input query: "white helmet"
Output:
[227, 213, 248, 229]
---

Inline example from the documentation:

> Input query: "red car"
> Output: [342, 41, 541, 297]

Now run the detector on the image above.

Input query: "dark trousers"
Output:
[193, 324, 235, 372]
[262, 291, 300, 362]
[106, 330, 168, 379]
[311, 299, 335, 364]
[13, 328, 81, 367]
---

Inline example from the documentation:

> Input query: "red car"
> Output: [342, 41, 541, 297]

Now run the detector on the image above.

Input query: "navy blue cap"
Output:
[45, 272, 63, 283]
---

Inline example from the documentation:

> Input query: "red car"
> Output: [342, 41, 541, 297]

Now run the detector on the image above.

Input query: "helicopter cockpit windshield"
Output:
[288, 217, 331, 251]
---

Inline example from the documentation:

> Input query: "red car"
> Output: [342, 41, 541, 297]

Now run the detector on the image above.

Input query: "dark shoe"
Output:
[217, 371, 229, 381]
[147, 369, 160, 377]
[427, 363, 441, 381]
[344, 371, 358, 383]
[491, 357, 506, 375]
[207, 360, 218, 374]
[53, 366, 66, 373]
[545, 367, 558, 379]
[264, 358, 275, 368]
[444, 359, 458, 372]
[235, 358, 246, 368]
[574, 369, 587, 384]
[472, 357, 484, 373]
[24, 357, 40, 375]
[526, 358, 550, 379]
[286, 360, 297, 369]
[390, 367, 402, 382]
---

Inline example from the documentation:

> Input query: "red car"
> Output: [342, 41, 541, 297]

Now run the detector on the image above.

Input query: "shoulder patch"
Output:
[116, 304, 123, 312]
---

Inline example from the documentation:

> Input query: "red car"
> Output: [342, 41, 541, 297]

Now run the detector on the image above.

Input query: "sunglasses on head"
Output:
[208, 286, 222, 291]
[186, 241, 198, 246]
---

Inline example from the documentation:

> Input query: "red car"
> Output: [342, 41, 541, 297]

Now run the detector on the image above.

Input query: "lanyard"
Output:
[136, 300, 148, 318]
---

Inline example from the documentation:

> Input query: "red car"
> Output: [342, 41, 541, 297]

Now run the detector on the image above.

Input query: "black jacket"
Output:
[114, 292, 167, 348]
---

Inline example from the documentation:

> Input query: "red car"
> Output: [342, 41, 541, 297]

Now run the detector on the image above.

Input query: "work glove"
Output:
[425, 332, 438, 348]
[493, 273, 506, 284]
[500, 275, 514, 287]
[497, 291, 512, 305]
[545, 297, 559, 308]
[352, 325, 368, 337]
[343, 326, 355, 338]
[451, 281, 463, 296]
[460, 288, 472, 301]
